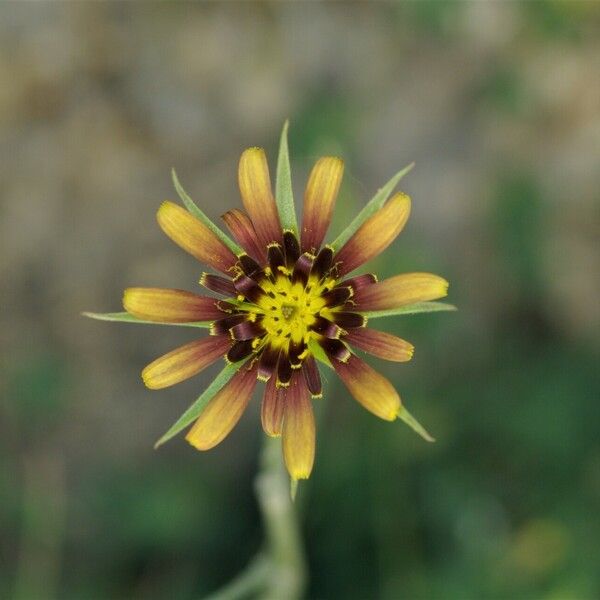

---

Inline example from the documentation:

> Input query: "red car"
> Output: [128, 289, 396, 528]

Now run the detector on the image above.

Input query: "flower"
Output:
[98, 129, 451, 481]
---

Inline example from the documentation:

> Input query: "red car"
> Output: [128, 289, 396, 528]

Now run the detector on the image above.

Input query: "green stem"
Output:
[255, 437, 306, 600]
[204, 555, 270, 600]
[204, 437, 306, 600]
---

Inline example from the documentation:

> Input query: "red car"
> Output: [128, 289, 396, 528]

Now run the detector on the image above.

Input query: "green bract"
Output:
[82, 311, 211, 328]
[154, 361, 248, 448]
[275, 120, 298, 235]
[330, 162, 414, 251]
[171, 168, 242, 255]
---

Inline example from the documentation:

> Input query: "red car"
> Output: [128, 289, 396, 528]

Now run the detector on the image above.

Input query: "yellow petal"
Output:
[157, 201, 236, 274]
[123, 287, 224, 322]
[301, 156, 344, 252]
[186, 364, 257, 451]
[238, 148, 282, 247]
[142, 336, 230, 390]
[333, 355, 400, 421]
[334, 192, 411, 276]
[353, 272, 449, 311]
[282, 373, 315, 480]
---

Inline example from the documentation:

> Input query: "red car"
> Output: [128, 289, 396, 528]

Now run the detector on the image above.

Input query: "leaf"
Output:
[330, 162, 414, 250]
[154, 361, 244, 448]
[275, 120, 298, 235]
[363, 301, 457, 319]
[397, 404, 435, 442]
[171, 168, 242, 255]
[82, 311, 211, 328]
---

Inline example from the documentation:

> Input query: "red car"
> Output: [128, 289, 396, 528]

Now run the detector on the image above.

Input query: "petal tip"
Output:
[122, 288, 139, 314]
[321, 155, 344, 169]
[156, 199, 176, 219]
[240, 146, 265, 161]
[122, 288, 131, 310]
[383, 407, 400, 422]
[433, 278, 450, 301]
[185, 431, 210, 451]
[141, 368, 166, 391]
[141, 369, 153, 389]
[389, 191, 411, 220]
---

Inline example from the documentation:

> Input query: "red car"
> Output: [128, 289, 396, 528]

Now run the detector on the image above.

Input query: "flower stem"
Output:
[205, 436, 306, 600]
[204, 555, 270, 600]
[255, 436, 306, 600]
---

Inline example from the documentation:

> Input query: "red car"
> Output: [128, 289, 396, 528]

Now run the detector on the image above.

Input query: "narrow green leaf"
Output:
[275, 120, 298, 235]
[307, 338, 333, 369]
[82, 311, 211, 328]
[330, 162, 414, 250]
[154, 361, 244, 448]
[363, 301, 457, 319]
[398, 404, 435, 442]
[171, 168, 242, 255]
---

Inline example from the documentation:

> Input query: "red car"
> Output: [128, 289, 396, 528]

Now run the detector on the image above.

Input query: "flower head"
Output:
[90, 124, 452, 481]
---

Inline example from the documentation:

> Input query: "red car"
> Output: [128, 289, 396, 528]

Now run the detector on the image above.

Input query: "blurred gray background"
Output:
[1, 2, 599, 599]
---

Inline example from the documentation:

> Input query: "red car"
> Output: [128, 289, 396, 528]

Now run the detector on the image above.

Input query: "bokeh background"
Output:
[1, 2, 599, 599]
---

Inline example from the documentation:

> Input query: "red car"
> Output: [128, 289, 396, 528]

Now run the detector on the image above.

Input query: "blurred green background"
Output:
[1, 2, 599, 599]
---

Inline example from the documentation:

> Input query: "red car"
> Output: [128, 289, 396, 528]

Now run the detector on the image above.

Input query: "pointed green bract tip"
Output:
[275, 119, 298, 235]
[290, 478, 299, 501]
[398, 404, 436, 442]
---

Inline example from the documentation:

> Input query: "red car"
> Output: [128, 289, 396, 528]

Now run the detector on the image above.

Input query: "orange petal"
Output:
[261, 375, 285, 437]
[142, 336, 231, 389]
[301, 156, 344, 252]
[123, 287, 225, 322]
[302, 354, 322, 397]
[157, 201, 237, 274]
[282, 373, 315, 480]
[333, 355, 400, 421]
[222, 209, 265, 264]
[199, 273, 237, 297]
[334, 192, 411, 276]
[353, 272, 449, 311]
[186, 363, 257, 451]
[238, 148, 282, 247]
[344, 328, 414, 362]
